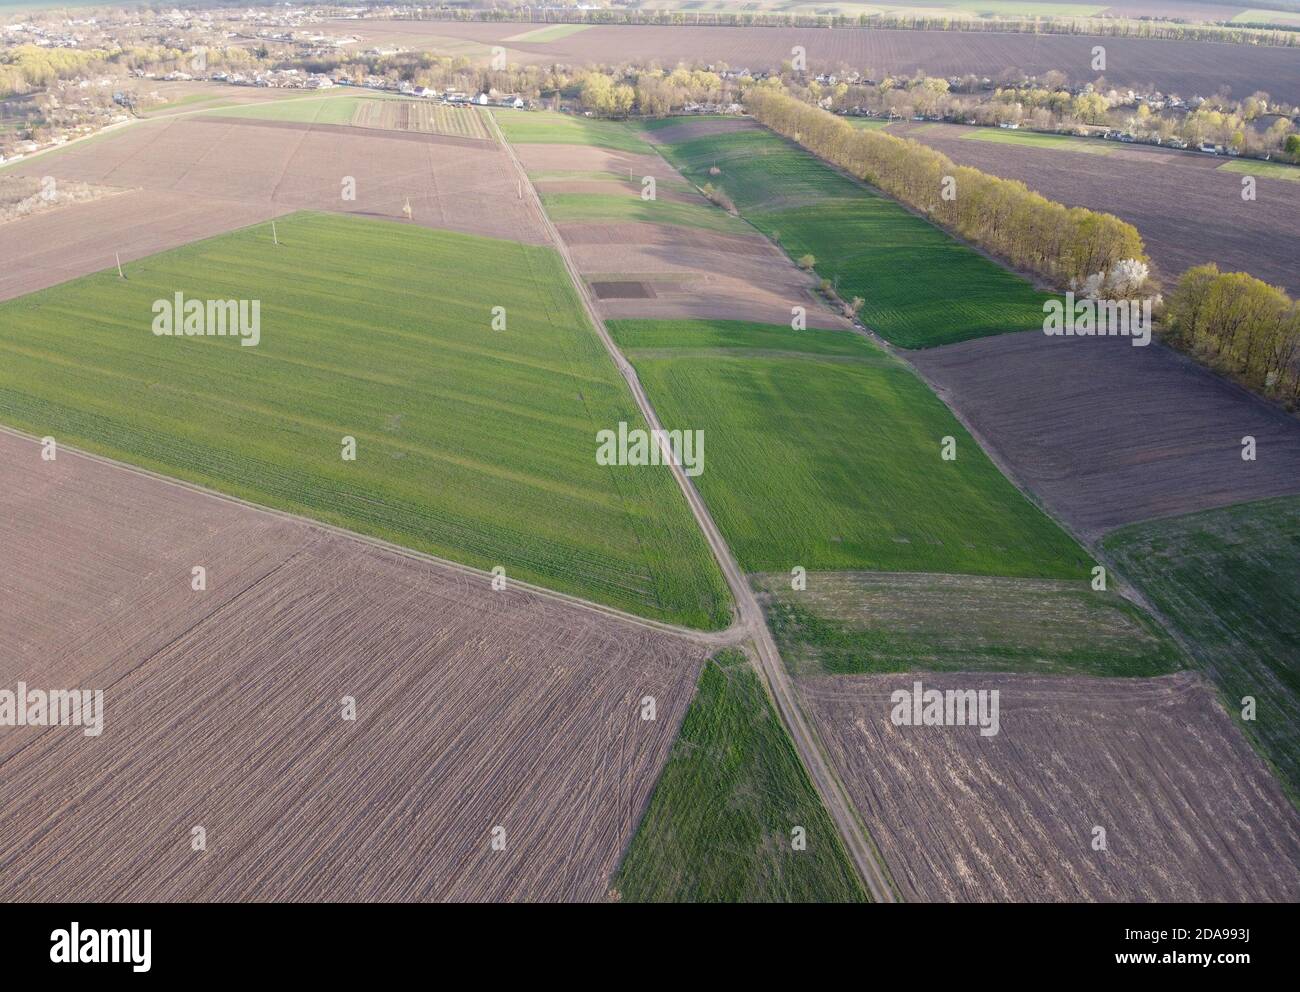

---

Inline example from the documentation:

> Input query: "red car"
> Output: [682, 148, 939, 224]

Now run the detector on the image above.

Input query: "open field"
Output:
[890, 120, 1300, 293]
[653, 122, 1055, 347]
[610, 318, 1092, 578]
[0, 112, 546, 301]
[613, 650, 867, 902]
[801, 670, 1300, 901]
[754, 571, 1182, 677]
[1104, 496, 1300, 803]
[328, 20, 1300, 105]
[508, 127, 848, 328]
[496, 109, 655, 153]
[0, 212, 731, 628]
[909, 330, 1300, 538]
[959, 127, 1114, 156]
[0, 430, 711, 901]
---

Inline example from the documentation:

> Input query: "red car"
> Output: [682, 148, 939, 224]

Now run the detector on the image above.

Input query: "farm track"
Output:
[488, 110, 899, 903]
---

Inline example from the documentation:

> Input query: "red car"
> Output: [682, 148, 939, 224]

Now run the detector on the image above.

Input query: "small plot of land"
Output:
[351, 97, 491, 140]
[0, 212, 730, 629]
[802, 671, 1300, 901]
[909, 331, 1300, 538]
[755, 571, 1182, 677]
[0, 431, 710, 901]
[610, 318, 1091, 579]
[539, 190, 752, 235]
[653, 122, 1054, 348]
[894, 121, 1300, 294]
[613, 650, 867, 903]
[1104, 496, 1300, 803]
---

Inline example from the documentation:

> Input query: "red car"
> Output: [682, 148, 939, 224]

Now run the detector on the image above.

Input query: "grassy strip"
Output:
[0, 212, 732, 629]
[613, 649, 868, 903]
[960, 128, 1114, 155]
[1217, 159, 1300, 181]
[539, 190, 750, 234]
[755, 571, 1182, 677]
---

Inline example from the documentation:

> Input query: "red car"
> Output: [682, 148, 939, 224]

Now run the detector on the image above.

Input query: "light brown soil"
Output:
[908, 330, 1300, 537]
[1, 113, 546, 299]
[516, 142, 668, 180]
[0, 431, 709, 902]
[801, 670, 1300, 902]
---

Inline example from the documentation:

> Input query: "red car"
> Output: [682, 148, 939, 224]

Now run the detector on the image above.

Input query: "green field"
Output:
[846, 117, 893, 131]
[960, 128, 1113, 156]
[610, 319, 1091, 578]
[194, 92, 390, 126]
[493, 109, 654, 153]
[614, 649, 868, 903]
[0, 212, 731, 629]
[755, 571, 1182, 677]
[1218, 159, 1300, 182]
[1104, 496, 1300, 803]
[504, 23, 594, 42]
[538, 190, 750, 234]
[653, 127, 1055, 348]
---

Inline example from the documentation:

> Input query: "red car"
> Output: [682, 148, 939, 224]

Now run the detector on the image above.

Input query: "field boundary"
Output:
[0, 424, 738, 648]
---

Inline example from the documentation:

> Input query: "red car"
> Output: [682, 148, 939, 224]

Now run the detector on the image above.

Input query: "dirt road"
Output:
[487, 110, 898, 903]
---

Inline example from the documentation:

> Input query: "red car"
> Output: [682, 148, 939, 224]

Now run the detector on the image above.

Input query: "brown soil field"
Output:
[909, 330, 1300, 537]
[517, 138, 847, 327]
[0, 430, 710, 901]
[0, 188, 286, 302]
[801, 670, 1300, 901]
[559, 219, 846, 327]
[1, 113, 546, 299]
[330, 20, 1300, 105]
[890, 122, 1300, 294]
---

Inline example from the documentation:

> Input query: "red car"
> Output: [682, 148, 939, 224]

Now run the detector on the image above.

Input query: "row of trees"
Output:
[1162, 266, 1300, 407]
[743, 85, 1149, 291]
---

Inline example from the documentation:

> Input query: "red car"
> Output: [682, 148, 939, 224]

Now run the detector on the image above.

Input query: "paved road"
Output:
[487, 110, 898, 902]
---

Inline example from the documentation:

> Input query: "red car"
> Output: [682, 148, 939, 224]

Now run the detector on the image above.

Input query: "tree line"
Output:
[743, 85, 1148, 291]
[1163, 266, 1300, 407]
